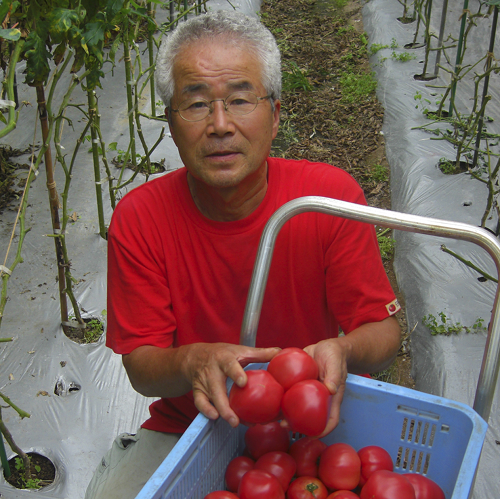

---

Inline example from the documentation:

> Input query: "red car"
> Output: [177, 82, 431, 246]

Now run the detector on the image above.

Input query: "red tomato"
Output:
[204, 492, 239, 499]
[286, 476, 328, 499]
[327, 492, 360, 499]
[268, 347, 319, 390]
[403, 474, 445, 499]
[238, 469, 285, 499]
[289, 437, 327, 477]
[229, 370, 284, 425]
[281, 380, 331, 436]
[318, 442, 361, 491]
[357, 445, 393, 487]
[255, 451, 297, 492]
[360, 470, 416, 499]
[245, 422, 290, 459]
[225, 456, 255, 492]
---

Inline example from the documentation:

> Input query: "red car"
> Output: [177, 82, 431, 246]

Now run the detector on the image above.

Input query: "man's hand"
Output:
[303, 316, 401, 437]
[122, 342, 281, 428]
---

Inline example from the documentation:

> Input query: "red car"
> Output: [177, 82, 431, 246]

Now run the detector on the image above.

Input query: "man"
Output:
[85, 9, 401, 499]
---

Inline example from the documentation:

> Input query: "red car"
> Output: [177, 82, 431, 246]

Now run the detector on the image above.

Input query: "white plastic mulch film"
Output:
[0, 0, 498, 498]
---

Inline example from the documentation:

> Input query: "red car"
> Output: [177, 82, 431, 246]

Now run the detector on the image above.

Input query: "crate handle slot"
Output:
[239, 196, 500, 423]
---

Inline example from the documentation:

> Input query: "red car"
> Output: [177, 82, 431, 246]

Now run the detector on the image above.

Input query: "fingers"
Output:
[190, 344, 281, 428]
[319, 382, 345, 437]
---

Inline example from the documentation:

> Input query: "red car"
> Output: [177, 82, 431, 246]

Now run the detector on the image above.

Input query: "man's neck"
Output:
[187, 165, 268, 222]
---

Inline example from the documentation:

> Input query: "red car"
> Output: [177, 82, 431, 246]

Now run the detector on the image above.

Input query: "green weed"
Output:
[339, 71, 377, 103]
[282, 61, 313, 92]
[14, 457, 41, 490]
[377, 228, 395, 261]
[422, 313, 486, 336]
[371, 163, 388, 183]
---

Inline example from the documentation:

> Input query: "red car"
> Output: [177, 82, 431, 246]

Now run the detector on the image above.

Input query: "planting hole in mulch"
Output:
[4, 452, 55, 490]
[62, 316, 104, 344]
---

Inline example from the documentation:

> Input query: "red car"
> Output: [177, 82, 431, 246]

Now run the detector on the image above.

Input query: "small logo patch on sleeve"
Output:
[385, 299, 401, 315]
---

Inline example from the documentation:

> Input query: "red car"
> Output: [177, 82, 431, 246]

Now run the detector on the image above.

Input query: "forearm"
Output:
[122, 341, 282, 427]
[337, 316, 401, 374]
[122, 344, 193, 398]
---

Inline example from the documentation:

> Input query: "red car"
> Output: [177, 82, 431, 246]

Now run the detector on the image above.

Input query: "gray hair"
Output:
[155, 10, 282, 106]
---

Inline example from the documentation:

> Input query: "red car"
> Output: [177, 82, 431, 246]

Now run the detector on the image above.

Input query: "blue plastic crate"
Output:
[136, 367, 487, 499]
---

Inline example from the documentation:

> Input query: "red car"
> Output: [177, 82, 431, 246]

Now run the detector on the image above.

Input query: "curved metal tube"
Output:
[239, 196, 500, 423]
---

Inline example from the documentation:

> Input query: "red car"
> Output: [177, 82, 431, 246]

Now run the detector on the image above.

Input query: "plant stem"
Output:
[35, 84, 68, 323]
[0, 40, 24, 139]
[123, 2, 137, 168]
[0, 408, 30, 482]
[87, 89, 107, 239]
[440, 244, 498, 283]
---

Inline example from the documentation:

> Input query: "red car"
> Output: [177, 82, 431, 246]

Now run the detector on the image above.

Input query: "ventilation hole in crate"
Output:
[395, 446, 403, 467]
[402, 447, 410, 470]
[407, 419, 416, 442]
[423, 453, 431, 474]
[400, 418, 408, 440]
[397, 404, 418, 415]
[416, 451, 424, 473]
[441, 424, 450, 433]
[409, 450, 417, 471]
[421, 422, 429, 445]
[414, 421, 422, 444]
[429, 424, 437, 446]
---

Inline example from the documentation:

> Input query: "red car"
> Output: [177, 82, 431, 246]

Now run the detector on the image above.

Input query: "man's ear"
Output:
[272, 99, 281, 140]
[166, 107, 176, 141]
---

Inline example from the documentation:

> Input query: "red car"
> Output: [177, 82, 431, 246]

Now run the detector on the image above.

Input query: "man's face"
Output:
[168, 39, 280, 190]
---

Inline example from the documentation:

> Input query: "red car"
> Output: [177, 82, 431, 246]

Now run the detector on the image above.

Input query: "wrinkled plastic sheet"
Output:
[363, 0, 500, 497]
[0, 1, 260, 498]
[0, 0, 498, 497]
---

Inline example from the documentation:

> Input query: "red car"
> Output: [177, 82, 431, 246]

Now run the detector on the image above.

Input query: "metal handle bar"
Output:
[239, 196, 500, 423]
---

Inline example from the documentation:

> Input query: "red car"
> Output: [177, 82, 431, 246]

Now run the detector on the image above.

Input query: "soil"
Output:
[4, 452, 55, 489]
[261, 0, 414, 388]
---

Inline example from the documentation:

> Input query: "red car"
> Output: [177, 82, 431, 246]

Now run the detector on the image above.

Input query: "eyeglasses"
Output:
[171, 91, 272, 122]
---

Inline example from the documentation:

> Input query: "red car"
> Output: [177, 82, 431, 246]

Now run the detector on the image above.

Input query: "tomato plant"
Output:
[245, 422, 290, 459]
[255, 451, 297, 492]
[357, 445, 393, 487]
[281, 380, 331, 436]
[289, 437, 327, 477]
[267, 347, 319, 390]
[229, 370, 284, 425]
[204, 491, 239, 499]
[225, 456, 255, 492]
[404, 474, 445, 499]
[360, 470, 416, 499]
[238, 469, 286, 499]
[318, 442, 361, 491]
[286, 476, 328, 499]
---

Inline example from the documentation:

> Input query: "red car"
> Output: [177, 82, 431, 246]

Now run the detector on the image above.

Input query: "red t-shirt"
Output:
[106, 157, 399, 433]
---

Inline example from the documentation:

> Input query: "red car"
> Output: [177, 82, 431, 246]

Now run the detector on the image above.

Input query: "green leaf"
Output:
[106, 0, 126, 21]
[83, 21, 105, 50]
[485, 0, 500, 6]
[53, 42, 67, 65]
[48, 8, 81, 44]
[71, 47, 85, 73]
[23, 31, 52, 86]
[0, 27, 21, 41]
[0, 1, 20, 24]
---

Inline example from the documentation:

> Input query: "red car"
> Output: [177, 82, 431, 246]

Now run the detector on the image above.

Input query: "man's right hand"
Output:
[122, 342, 281, 428]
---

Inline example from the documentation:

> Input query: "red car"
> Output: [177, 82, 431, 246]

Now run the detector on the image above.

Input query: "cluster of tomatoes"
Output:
[204, 421, 446, 499]
[204, 348, 446, 499]
[228, 348, 331, 437]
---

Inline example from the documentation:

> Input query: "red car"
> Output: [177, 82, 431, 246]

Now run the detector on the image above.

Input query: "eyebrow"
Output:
[180, 80, 255, 96]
